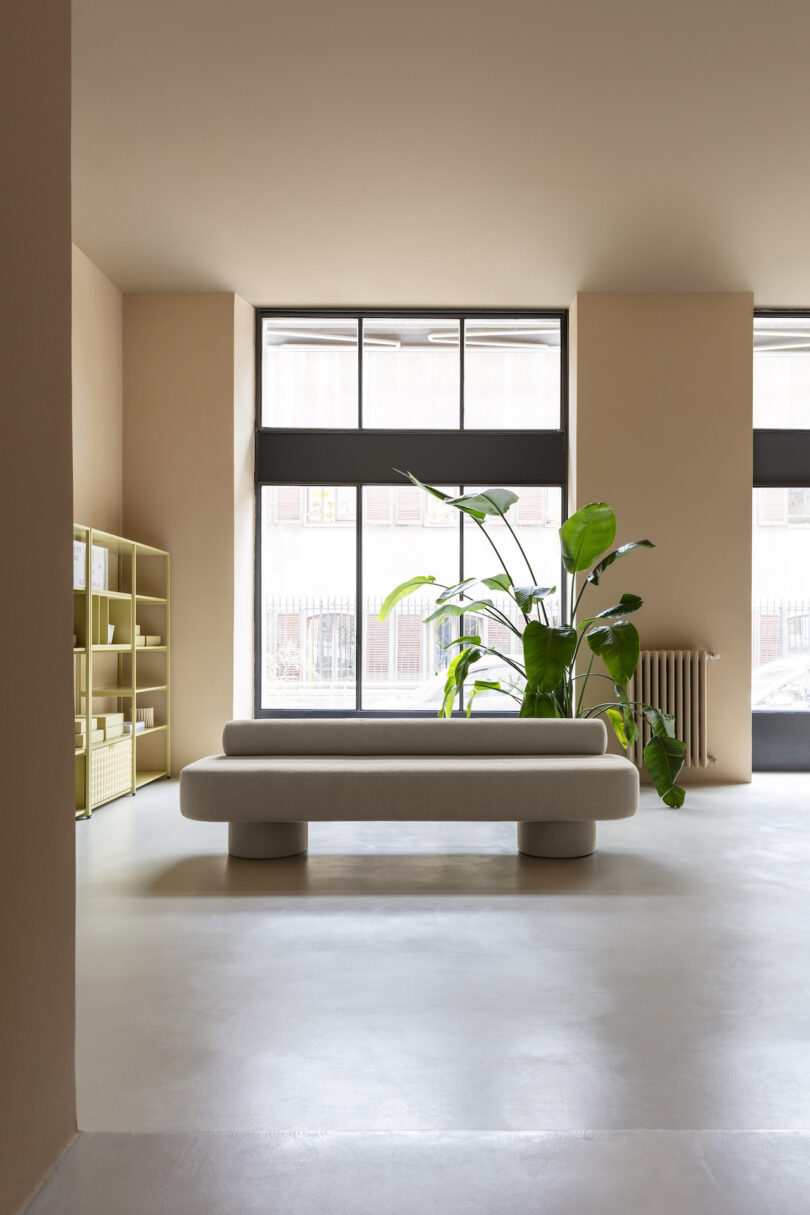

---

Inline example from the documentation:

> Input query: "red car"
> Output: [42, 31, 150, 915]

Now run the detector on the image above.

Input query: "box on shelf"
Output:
[91, 545, 108, 591]
[135, 625, 141, 634]
[73, 540, 86, 588]
[73, 540, 110, 590]
[96, 713, 124, 728]
[135, 636, 146, 646]
[145, 636, 162, 646]
[85, 729, 104, 746]
[122, 721, 146, 734]
[75, 716, 99, 732]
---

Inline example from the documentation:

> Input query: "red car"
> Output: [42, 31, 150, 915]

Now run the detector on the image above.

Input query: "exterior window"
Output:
[256, 310, 567, 714]
[753, 313, 810, 750]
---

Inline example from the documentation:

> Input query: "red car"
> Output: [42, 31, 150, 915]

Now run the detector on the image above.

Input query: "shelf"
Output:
[74, 523, 170, 821]
[135, 770, 167, 789]
[88, 733, 136, 751]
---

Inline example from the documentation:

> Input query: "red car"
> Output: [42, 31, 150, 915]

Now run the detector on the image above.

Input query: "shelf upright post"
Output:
[131, 541, 137, 794]
[165, 548, 171, 779]
[84, 527, 92, 817]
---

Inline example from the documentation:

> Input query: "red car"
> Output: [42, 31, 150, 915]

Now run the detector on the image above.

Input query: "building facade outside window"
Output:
[255, 311, 567, 714]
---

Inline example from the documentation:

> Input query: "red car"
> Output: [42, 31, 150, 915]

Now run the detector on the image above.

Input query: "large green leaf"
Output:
[642, 704, 677, 739]
[587, 540, 654, 586]
[423, 599, 493, 625]
[519, 689, 560, 717]
[439, 647, 481, 717]
[513, 585, 556, 613]
[606, 708, 629, 749]
[436, 578, 477, 604]
[523, 621, 577, 693]
[579, 593, 643, 628]
[446, 488, 519, 518]
[613, 683, 639, 746]
[400, 471, 451, 505]
[482, 573, 512, 592]
[644, 735, 686, 807]
[444, 634, 482, 649]
[379, 575, 435, 621]
[559, 503, 616, 573]
[586, 620, 640, 684]
[466, 680, 502, 716]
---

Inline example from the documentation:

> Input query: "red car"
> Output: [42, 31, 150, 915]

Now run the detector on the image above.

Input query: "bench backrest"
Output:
[222, 718, 607, 756]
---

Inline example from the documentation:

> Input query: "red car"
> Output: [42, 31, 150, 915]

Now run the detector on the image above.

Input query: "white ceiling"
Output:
[72, 0, 810, 305]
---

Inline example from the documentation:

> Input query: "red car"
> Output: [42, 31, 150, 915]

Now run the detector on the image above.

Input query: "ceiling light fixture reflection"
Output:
[755, 342, 810, 353]
[429, 328, 558, 350]
[265, 328, 399, 348]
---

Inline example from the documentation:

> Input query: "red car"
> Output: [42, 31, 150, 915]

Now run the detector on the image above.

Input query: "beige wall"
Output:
[123, 294, 253, 770]
[0, 4, 76, 1213]
[72, 244, 123, 533]
[571, 293, 754, 783]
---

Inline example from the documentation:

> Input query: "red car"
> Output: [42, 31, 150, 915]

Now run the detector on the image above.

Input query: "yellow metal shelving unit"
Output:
[73, 524, 171, 818]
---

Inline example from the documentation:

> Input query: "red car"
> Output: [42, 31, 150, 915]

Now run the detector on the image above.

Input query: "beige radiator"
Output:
[627, 650, 718, 769]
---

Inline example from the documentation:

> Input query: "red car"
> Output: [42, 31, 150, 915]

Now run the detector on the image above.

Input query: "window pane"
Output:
[261, 486, 356, 709]
[462, 487, 563, 712]
[262, 317, 358, 427]
[464, 318, 561, 429]
[752, 488, 810, 711]
[754, 316, 810, 428]
[363, 319, 460, 428]
[361, 485, 460, 709]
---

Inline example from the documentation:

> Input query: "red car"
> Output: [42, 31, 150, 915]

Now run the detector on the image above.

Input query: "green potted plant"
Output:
[380, 476, 686, 807]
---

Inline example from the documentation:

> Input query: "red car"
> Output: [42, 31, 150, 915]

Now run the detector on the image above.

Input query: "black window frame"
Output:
[753, 307, 810, 769]
[254, 307, 569, 717]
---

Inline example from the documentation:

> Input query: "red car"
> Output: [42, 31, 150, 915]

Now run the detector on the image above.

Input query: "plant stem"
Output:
[471, 515, 515, 587]
[458, 592, 523, 638]
[575, 652, 595, 716]
[482, 494, 538, 585]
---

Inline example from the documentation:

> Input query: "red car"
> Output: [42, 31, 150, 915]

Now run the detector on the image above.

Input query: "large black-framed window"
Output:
[254, 309, 568, 716]
[753, 308, 810, 768]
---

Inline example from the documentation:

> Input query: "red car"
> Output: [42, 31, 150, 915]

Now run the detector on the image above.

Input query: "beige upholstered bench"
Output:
[179, 718, 639, 859]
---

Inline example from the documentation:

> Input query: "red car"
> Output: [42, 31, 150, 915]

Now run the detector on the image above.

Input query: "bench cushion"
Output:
[180, 752, 638, 823]
[222, 717, 608, 757]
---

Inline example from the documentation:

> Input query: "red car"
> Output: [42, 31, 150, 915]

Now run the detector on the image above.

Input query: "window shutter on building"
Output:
[758, 488, 788, 526]
[396, 613, 423, 677]
[366, 487, 392, 522]
[275, 486, 302, 522]
[517, 487, 546, 524]
[395, 486, 422, 524]
[365, 617, 390, 680]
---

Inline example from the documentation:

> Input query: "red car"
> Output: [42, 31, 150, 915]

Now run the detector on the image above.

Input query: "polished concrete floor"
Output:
[27, 776, 810, 1211]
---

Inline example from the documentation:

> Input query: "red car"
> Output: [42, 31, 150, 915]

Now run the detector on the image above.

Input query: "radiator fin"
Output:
[627, 649, 717, 769]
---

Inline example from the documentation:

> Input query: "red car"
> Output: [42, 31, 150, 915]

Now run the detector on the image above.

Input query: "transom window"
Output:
[255, 309, 568, 714]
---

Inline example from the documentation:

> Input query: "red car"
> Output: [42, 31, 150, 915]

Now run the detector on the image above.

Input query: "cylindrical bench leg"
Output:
[228, 821, 308, 859]
[517, 820, 596, 859]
